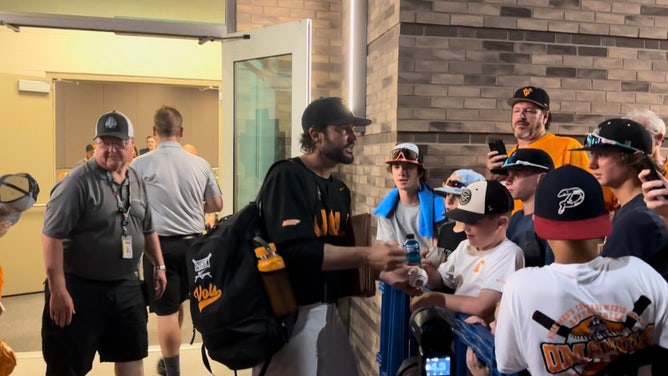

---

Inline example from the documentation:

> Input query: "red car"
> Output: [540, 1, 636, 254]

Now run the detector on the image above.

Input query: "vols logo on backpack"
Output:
[191, 253, 221, 311]
[193, 283, 222, 312]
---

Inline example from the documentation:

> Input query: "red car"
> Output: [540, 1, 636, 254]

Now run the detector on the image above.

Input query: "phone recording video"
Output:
[423, 356, 451, 376]
[488, 139, 507, 157]
[642, 155, 668, 200]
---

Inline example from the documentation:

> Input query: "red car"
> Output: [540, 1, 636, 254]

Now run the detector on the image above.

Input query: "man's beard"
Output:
[321, 136, 354, 165]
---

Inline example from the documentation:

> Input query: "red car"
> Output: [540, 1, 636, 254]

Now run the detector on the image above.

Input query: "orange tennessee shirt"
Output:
[508, 132, 617, 212]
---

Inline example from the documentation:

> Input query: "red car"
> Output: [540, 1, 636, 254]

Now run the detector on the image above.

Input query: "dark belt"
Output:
[159, 233, 202, 241]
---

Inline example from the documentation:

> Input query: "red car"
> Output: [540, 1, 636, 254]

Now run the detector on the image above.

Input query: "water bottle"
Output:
[404, 233, 421, 265]
[255, 242, 298, 317]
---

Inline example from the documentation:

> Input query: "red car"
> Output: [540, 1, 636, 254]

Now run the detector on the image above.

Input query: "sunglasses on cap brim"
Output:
[443, 178, 465, 189]
[387, 148, 421, 164]
[500, 154, 550, 170]
[584, 133, 641, 153]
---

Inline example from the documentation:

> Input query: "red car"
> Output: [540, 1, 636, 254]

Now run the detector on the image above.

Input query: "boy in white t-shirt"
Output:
[495, 165, 668, 375]
[413, 180, 525, 322]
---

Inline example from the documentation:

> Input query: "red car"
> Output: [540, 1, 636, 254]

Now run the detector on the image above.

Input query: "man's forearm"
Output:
[143, 232, 165, 267]
[321, 243, 367, 271]
[42, 234, 67, 293]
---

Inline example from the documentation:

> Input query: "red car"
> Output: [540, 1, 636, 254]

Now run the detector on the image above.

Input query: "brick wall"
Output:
[362, 1, 668, 375]
[236, 1, 668, 375]
[236, 0, 345, 100]
[399, 0, 668, 188]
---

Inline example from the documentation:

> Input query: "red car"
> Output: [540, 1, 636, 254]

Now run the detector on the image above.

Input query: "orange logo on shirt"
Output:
[472, 259, 485, 273]
[282, 219, 301, 227]
[313, 209, 346, 237]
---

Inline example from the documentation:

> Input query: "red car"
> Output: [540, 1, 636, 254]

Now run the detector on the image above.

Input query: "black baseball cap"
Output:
[534, 165, 611, 240]
[301, 97, 372, 131]
[572, 118, 652, 154]
[507, 86, 550, 110]
[446, 180, 514, 224]
[491, 148, 555, 175]
[95, 110, 134, 140]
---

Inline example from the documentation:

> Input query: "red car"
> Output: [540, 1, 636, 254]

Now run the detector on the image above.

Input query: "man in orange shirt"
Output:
[487, 86, 616, 211]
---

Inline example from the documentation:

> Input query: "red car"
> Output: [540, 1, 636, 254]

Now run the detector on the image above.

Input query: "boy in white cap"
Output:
[495, 165, 668, 375]
[413, 180, 524, 322]
[429, 169, 485, 266]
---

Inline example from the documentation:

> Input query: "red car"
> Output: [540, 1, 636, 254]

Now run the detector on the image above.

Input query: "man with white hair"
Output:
[627, 108, 667, 175]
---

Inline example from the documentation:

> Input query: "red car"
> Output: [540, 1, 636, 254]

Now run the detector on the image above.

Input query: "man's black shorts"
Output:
[144, 235, 199, 315]
[42, 275, 148, 376]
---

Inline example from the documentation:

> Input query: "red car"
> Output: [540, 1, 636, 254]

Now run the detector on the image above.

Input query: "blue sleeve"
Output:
[602, 210, 668, 263]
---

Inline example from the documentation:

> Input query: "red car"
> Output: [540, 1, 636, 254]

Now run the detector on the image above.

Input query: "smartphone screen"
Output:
[488, 139, 507, 157]
[423, 356, 451, 376]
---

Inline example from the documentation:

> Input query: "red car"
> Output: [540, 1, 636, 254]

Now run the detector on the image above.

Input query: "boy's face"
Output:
[588, 150, 632, 188]
[444, 193, 459, 212]
[505, 170, 542, 201]
[390, 163, 422, 192]
[463, 215, 505, 251]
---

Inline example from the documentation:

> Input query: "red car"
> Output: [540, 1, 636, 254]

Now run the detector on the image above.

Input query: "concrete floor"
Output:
[0, 293, 251, 375]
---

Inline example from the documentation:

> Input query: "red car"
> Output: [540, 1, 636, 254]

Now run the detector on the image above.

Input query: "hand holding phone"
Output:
[488, 139, 507, 157]
[643, 155, 663, 182]
[642, 155, 668, 200]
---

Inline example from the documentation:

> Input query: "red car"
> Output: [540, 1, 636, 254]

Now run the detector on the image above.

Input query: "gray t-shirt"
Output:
[131, 141, 222, 236]
[376, 201, 433, 251]
[43, 158, 153, 281]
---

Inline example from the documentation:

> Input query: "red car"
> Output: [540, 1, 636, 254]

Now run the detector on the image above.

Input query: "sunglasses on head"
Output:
[584, 133, 641, 153]
[443, 178, 465, 189]
[388, 148, 421, 163]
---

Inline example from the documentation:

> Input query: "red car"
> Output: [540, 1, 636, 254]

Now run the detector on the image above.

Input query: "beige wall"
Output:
[0, 73, 53, 295]
[0, 11, 222, 294]
[55, 81, 220, 169]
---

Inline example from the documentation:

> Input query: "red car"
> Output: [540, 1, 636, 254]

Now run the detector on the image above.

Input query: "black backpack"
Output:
[186, 161, 296, 373]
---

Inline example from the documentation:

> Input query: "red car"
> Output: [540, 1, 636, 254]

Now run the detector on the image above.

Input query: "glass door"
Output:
[221, 19, 311, 212]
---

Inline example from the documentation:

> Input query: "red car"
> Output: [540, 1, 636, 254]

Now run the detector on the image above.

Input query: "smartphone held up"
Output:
[488, 139, 507, 157]
[642, 155, 668, 199]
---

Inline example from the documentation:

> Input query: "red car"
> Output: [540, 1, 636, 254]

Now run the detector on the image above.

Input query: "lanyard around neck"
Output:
[107, 172, 131, 236]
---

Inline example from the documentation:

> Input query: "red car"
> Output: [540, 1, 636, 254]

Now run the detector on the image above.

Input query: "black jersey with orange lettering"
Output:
[259, 157, 356, 305]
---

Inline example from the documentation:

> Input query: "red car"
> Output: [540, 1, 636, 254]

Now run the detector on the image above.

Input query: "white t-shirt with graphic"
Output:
[495, 256, 668, 375]
[437, 238, 525, 296]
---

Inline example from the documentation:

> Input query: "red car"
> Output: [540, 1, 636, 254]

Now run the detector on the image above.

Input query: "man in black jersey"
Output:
[255, 97, 406, 376]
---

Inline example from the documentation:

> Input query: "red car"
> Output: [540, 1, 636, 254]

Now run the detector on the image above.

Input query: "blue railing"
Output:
[376, 282, 517, 376]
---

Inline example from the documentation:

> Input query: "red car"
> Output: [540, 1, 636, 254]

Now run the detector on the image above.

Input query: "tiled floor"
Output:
[0, 293, 251, 375]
